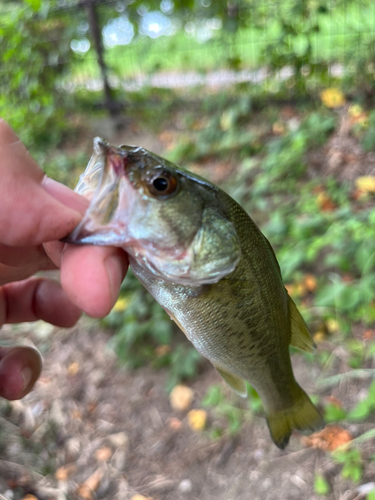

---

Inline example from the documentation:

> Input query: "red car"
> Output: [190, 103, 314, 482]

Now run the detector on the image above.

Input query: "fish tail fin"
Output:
[266, 387, 324, 449]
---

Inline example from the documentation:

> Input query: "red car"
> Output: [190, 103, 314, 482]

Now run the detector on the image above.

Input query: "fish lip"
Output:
[62, 137, 136, 245]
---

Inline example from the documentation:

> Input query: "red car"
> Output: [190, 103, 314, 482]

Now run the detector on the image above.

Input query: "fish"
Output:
[64, 137, 324, 449]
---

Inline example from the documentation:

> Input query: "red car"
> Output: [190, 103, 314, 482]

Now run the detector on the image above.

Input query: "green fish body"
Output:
[65, 138, 324, 448]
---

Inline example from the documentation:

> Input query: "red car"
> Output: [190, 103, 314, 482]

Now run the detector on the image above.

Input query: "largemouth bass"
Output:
[64, 138, 324, 448]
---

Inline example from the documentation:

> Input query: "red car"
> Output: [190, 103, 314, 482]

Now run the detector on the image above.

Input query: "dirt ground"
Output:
[1, 320, 374, 500]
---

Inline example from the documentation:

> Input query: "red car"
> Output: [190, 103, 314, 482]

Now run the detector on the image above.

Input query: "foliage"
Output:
[202, 384, 247, 437]
[0, 0, 85, 150]
[347, 380, 375, 420]
[332, 447, 363, 483]
[314, 473, 330, 496]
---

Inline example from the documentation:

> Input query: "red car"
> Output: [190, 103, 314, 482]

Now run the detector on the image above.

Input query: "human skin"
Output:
[0, 119, 129, 400]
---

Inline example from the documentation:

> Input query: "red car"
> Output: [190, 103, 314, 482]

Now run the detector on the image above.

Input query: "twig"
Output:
[317, 369, 375, 389]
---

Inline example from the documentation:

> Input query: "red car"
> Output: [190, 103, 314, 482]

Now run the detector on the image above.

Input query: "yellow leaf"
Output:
[187, 409, 207, 431]
[355, 176, 375, 194]
[320, 88, 346, 108]
[77, 469, 104, 500]
[169, 385, 194, 411]
[326, 318, 340, 334]
[304, 274, 318, 292]
[272, 122, 286, 135]
[55, 464, 76, 481]
[348, 104, 363, 117]
[95, 446, 112, 462]
[112, 297, 129, 312]
[313, 331, 326, 344]
[67, 361, 80, 376]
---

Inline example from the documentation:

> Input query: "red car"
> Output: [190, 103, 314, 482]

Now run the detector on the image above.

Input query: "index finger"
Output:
[0, 120, 85, 247]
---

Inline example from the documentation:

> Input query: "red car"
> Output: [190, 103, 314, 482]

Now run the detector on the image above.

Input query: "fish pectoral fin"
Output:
[266, 386, 324, 449]
[288, 295, 316, 353]
[214, 366, 247, 397]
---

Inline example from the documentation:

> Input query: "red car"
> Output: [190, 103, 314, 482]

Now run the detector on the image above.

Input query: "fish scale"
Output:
[65, 138, 325, 448]
[131, 189, 299, 411]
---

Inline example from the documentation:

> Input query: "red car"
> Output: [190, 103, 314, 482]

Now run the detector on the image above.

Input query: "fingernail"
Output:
[104, 253, 124, 304]
[41, 177, 89, 213]
[22, 367, 33, 392]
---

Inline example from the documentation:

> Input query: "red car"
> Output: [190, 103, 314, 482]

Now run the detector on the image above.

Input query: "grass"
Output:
[69, 2, 375, 83]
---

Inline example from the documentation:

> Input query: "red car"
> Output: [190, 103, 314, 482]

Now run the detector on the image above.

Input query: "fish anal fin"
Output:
[214, 366, 247, 397]
[266, 387, 325, 449]
[288, 294, 316, 353]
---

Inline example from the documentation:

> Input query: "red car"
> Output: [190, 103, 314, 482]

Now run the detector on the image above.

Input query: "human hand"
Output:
[0, 119, 128, 400]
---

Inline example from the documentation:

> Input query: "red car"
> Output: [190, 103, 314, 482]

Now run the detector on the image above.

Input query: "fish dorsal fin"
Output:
[214, 365, 248, 397]
[288, 294, 316, 353]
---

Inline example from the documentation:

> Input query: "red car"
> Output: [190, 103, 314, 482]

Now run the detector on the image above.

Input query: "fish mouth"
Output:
[62, 138, 140, 246]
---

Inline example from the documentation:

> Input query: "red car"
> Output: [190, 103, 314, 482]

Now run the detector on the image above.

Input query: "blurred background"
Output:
[2, 0, 375, 498]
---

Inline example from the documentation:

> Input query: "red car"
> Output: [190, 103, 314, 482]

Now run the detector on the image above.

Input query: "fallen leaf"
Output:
[272, 122, 285, 135]
[112, 296, 129, 312]
[349, 104, 364, 118]
[304, 274, 317, 292]
[348, 105, 368, 126]
[352, 188, 366, 200]
[131, 495, 153, 500]
[320, 88, 346, 108]
[295, 282, 306, 296]
[284, 283, 295, 296]
[363, 329, 375, 341]
[67, 361, 80, 376]
[155, 345, 171, 357]
[72, 409, 82, 420]
[356, 176, 375, 194]
[170, 385, 194, 411]
[77, 469, 104, 500]
[313, 331, 326, 344]
[95, 446, 112, 462]
[187, 409, 207, 431]
[55, 463, 76, 481]
[108, 431, 129, 448]
[326, 318, 340, 334]
[301, 425, 352, 451]
[316, 192, 336, 212]
[168, 417, 183, 431]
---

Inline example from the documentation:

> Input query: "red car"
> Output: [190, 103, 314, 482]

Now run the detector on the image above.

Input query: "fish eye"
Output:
[147, 170, 179, 197]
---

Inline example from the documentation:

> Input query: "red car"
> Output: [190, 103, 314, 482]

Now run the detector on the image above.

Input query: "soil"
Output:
[0, 321, 369, 500]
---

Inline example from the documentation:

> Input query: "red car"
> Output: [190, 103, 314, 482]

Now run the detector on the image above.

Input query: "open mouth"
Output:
[63, 138, 136, 246]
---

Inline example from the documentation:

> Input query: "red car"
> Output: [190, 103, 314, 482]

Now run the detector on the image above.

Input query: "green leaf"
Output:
[314, 474, 330, 496]
[324, 403, 346, 423]
[366, 380, 375, 408]
[342, 462, 362, 482]
[202, 385, 224, 407]
[347, 400, 371, 421]
[337, 285, 361, 311]
[367, 491, 375, 500]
